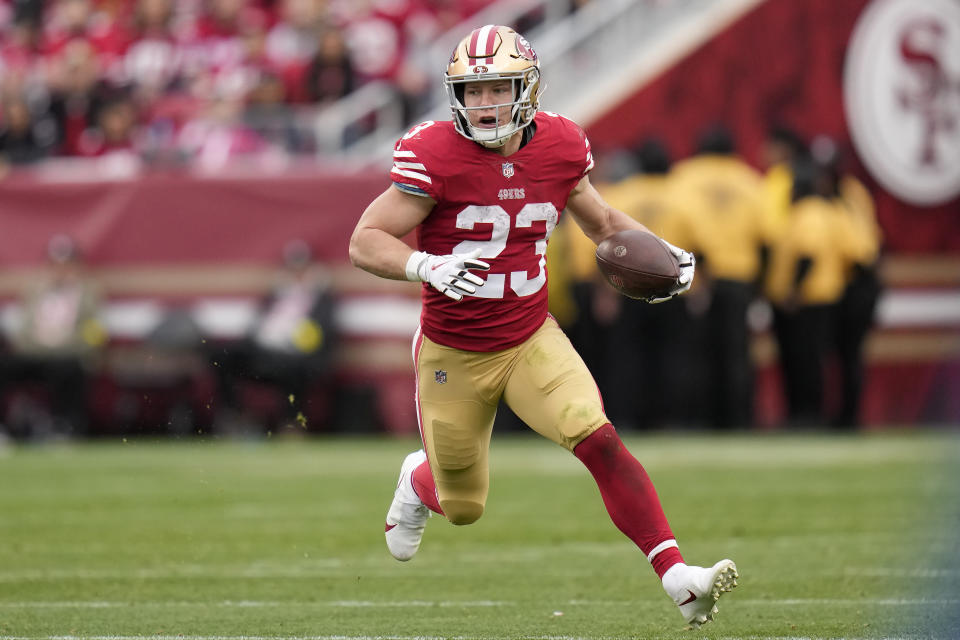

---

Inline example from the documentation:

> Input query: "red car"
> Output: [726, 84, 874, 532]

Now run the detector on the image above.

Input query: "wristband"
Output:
[405, 251, 429, 282]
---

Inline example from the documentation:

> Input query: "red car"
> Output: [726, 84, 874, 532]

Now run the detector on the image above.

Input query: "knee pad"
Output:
[432, 421, 480, 470]
[440, 499, 484, 526]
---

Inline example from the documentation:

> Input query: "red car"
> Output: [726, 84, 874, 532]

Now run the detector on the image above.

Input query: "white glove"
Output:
[647, 239, 696, 304]
[405, 248, 490, 301]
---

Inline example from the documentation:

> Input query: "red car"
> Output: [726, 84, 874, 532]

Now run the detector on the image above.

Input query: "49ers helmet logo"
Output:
[515, 34, 537, 61]
[844, 0, 960, 206]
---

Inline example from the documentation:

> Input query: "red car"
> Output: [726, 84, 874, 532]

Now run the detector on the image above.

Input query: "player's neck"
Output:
[493, 131, 524, 157]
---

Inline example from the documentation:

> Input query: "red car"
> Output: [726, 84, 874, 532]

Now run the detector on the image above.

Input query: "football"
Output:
[595, 229, 681, 300]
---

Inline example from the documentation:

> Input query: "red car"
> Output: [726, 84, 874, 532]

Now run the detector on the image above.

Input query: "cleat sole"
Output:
[688, 560, 739, 630]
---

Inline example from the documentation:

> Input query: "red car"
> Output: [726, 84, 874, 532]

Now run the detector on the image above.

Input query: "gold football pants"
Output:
[413, 316, 609, 525]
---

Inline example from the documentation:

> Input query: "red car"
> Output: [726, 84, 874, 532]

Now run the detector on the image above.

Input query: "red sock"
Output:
[574, 423, 684, 578]
[411, 459, 444, 515]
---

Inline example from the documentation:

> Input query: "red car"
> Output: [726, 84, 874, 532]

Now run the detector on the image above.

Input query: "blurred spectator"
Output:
[1, 3, 44, 74]
[210, 239, 337, 434]
[76, 88, 142, 158]
[244, 67, 311, 151]
[43, 0, 130, 64]
[264, 0, 325, 72]
[811, 135, 883, 429]
[663, 125, 770, 429]
[303, 25, 352, 104]
[176, 92, 280, 170]
[760, 123, 806, 240]
[765, 155, 870, 428]
[45, 38, 109, 155]
[0, 90, 52, 167]
[124, 0, 183, 102]
[339, 0, 429, 121]
[3, 234, 106, 438]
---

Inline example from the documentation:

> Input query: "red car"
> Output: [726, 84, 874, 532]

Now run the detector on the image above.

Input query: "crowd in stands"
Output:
[0, 0, 535, 171]
[555, 124, 883, 432]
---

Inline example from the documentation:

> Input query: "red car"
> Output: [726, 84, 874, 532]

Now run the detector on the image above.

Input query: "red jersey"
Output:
[390, 112, 594, 352]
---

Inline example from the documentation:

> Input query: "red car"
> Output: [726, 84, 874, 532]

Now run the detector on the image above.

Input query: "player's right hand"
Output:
[647, 240, 696, 304]
[413, 248, 490, 301]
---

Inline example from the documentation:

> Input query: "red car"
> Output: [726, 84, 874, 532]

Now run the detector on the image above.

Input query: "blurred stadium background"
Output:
[2, 1, 960, 638]
[1, 0, 958, 439]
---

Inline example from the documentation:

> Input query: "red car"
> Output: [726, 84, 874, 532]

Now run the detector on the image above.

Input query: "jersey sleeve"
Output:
[580, 126, 595, 177]
[389, 121, 443, 201]
[553, 112, 595, 177]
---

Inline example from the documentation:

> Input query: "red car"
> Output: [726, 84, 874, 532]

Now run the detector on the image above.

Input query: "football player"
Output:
[348, 24, 737, 629]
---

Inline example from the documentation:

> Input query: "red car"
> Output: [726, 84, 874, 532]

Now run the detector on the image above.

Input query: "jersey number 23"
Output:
[450, 203, 558, 299]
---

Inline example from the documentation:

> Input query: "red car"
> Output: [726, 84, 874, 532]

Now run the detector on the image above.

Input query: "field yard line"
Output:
[2, 563, 958, 582]
[0, 601, 510, 608]
[843, 567, 960, 577]
[1, 598, 957, 608]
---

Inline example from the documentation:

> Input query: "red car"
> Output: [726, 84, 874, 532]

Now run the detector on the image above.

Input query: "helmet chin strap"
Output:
[470, 124, 514, 148]
[477, 137, 510, 149]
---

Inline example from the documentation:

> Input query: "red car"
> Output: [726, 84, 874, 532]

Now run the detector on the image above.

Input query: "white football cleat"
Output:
[661, 559, 738, 628]
[384, 449, 431, 561]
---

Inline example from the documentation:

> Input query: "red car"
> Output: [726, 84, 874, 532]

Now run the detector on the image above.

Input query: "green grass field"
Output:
[1, 430, 958, 639]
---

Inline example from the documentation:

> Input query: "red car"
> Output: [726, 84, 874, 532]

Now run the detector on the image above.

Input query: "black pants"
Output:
[568, 282, 691, 430]
[834, 268, 881, 427]
[774, 304, 834, 427]
[210, 342, 331, 430]
[703, 280, 755, 429]
[1, 354, 89, 437]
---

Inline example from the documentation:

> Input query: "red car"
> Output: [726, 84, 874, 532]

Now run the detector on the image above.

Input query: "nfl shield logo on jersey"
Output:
[501, 162, 514, 178]
[435, 370, 447, 384]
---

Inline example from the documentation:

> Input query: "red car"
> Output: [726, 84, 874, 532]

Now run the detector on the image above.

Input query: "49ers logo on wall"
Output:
[844, 0, 960, 206]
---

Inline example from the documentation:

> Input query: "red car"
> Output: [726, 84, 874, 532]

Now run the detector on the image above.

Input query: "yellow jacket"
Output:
[663, 155, 770, 283]
[765, 195, 869, 306]
[566, 174, 680, 282]
[837, 175, 882, 268]
[762, 162, 793, 241]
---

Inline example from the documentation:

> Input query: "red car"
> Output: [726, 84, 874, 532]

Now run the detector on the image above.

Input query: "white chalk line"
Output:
[0, 598, 957, 609]
[2, 564, 957, 583]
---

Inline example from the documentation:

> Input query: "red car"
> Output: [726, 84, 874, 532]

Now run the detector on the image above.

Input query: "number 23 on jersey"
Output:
[450, 203, 558, 299]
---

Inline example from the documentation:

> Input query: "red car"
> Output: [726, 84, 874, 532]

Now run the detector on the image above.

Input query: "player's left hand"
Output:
[648, 239, 695, 304]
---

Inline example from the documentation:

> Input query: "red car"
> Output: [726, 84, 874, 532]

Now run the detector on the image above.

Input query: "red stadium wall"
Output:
[0, 169, 428, 435]
[583, 0, 960, 427]
[0, 168, 956, 430]
[584, 0, 960, 253]
[1, 0, 957, 431]
[0, 169, 382, 266]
